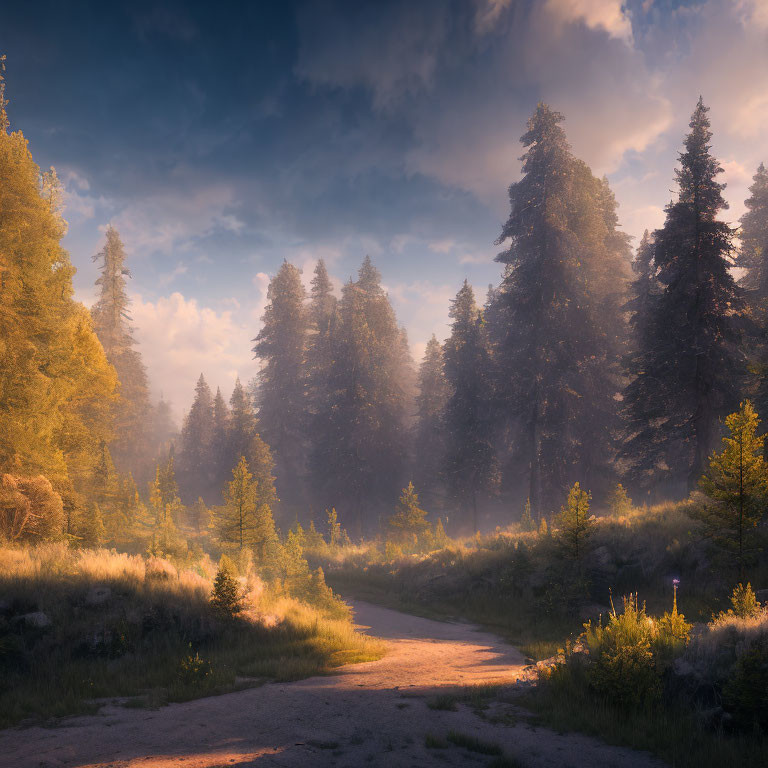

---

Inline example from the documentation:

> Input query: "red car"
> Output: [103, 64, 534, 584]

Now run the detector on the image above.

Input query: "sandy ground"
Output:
[0, 601, 666, 768]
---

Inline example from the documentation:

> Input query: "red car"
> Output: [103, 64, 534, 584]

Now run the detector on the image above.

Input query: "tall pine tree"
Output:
[252, 262, 308, 515]
[491, 103, 630, 516]
[315, 257, 411, 536]
[443, 281, 499, 532]
[625, 99, 745, 491]
[178, 374, 214, 501]
[91, 226, 152, 478]
[413, 335, 450, 513]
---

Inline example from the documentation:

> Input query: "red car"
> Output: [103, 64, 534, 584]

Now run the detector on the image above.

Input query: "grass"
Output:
[446, 730, 503, 755]
[0, 544, 384, 727]
[522, 661, 768, 768]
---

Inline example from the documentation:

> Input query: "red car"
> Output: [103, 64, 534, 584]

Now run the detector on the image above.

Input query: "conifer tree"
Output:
[179, 374, 215, 501]
[228, 378, 258, 469]
[211, 387, 230, 488]
[78, 501, 106, 548]
[315, 258, 411, 535]
[387, 482, 429, 547]
[305, 260, 338, 515]
[556, 482, 594, 596]
[189, 496, 210, 536]
[492, 104, 630, 516]
[627, 99, 746, 491]
[414, 335, 449, 511]
[91, 226, 152, 477]
[253, 262, 309, 515]
[520, 499, 535, 532]
[151, 396, 177, 458]
[443, 281, 499, 532]
[738, 164, 768, 418]
[0, 60, 117, 489]
[699, 401, 768, 578]
[218, 456, 278, 556]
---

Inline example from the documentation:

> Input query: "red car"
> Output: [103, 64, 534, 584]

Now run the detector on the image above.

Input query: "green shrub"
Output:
[210, 562, 243, 617]
[723, 636, 768, 731]
[177, 648, 212, 685]
[729, 583, 762, 620]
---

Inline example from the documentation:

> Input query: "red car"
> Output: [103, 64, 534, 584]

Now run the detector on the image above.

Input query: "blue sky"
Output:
[3, 0, 768, 415]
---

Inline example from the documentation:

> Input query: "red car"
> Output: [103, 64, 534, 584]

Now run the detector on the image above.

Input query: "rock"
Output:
[12, 611, 51, 628]
[85, 586, 112, 606]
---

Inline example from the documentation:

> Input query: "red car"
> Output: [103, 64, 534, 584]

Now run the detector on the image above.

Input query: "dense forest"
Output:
[4, 57, 768, 549]
[4, 33, 768, 766]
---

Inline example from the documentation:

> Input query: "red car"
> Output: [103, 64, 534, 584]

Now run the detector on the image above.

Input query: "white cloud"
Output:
[110, 184, 244, 256]
[130, 290, 262, 417]
[545, 0, 634, 43]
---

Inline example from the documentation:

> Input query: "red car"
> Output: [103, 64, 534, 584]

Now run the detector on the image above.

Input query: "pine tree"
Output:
[179, 374, 214, 501]
[413, 335, 449, 511]
[556, 482, 594, 593]
[228, 378, 257, 469]
[151, 395, 177, 459]
[627, 99, 745, 492]
[621, 231, 668, 491]
[0, 61, 117, 489]
[252, 262, 309, 516]
[91, 226, 152, 478]
[211, 387, 230, 488]
[305, 260, 338, 518]
[315, 258, 411, 535]
[387, 482, 429, 547]
[520, 499, 535, 532]
[443, 281, 499, 532]
[78, 501, 106, 548]
[698, 401, 768, 578]
[738, 164, 768, 419]
[492, 104, 630, 517]
[210, 559, 243, 617]
[217, 456, 278, 556]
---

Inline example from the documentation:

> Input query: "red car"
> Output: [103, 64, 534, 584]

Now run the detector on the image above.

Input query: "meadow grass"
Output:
[0, 544, 384, 727]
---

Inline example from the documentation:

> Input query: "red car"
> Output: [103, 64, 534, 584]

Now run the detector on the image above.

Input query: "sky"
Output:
[3, 0, 768, 417]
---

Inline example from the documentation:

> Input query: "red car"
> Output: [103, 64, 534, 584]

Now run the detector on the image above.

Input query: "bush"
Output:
[585, 595, 662, 708]
[210, 561, 243, 617]
[723, 635, 768, 731]
[0, 475, 64, 542]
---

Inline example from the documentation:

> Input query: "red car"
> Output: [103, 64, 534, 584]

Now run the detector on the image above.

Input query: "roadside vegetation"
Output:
[0, 544, 383, 727]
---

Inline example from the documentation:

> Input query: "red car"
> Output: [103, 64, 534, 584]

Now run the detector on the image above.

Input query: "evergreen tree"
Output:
[556, 482, 594, 595]
[520, 498, 535, 532]
[210, 560, 243, 617]
[228, 378, 258, 469]
[305, 260, 338, 517]
[91, 226, 152, 478]
[443, 281, 499, 532]
[621, 231, 668, 491]
[698, 401, 768, 578]
[217, 456, 278, 556]
[492, 104, 630, 517]
[252, 262, 309, 515]
[0, 61, 117, 489]
[315, 258, 411, 535]
[211, 387, 230, 488]
[189, 496, 210, 536]
[738, 164, 768, 419]
[413, 336, 449, 512]
[739, 163, 768, 302]
[387, 482, 429, 547]
[78, 501, 106, 548]
[627, 99, 746, 491]
[178, 374, 214, 501]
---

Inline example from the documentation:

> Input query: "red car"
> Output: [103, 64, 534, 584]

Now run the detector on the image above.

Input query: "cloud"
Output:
[110, 184, 244, 257]
[545, 0, 633, 42]
[130, 291, 262, 417]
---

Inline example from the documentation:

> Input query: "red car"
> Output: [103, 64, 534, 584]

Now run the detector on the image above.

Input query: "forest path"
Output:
[0, 601, 665, 768]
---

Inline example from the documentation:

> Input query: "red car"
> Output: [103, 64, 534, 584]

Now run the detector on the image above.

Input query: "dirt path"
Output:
[0, 601, 665, 768]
